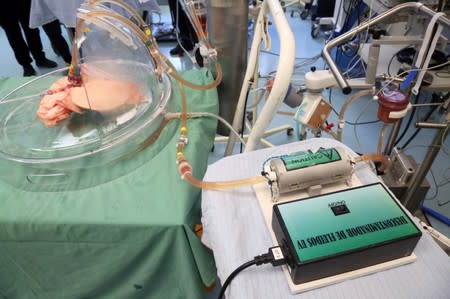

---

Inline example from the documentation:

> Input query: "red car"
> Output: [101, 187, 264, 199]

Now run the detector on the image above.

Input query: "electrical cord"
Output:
[217, 246, 288, 299]
[328, 89, 380, 126]
[401, 143, 450, 206]
[387, 51, 396, 77]
[330, 105, 380, 126]
[387, 45, 414, 77]
[353, 99, 377, 150]
[426, 167, 450, 205]
[425, 168, 440, 201]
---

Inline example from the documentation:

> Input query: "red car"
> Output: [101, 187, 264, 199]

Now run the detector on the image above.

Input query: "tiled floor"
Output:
[0, 1, 448, 251]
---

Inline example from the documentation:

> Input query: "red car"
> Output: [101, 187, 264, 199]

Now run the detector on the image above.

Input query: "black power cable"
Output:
[387, 45, 414, 77]
[217, 260, 256, 299]
[217, 246, 288, 299]
[328, 89, 380, 126]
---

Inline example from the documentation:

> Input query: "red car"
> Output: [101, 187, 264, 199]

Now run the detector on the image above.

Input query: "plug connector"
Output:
[217, 246, 289, 299]
[253, 246, 288, 267]
[269, 246, 287, 266]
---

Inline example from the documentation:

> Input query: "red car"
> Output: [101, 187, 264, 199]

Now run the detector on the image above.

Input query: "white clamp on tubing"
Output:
[388, 102, 412, 120]
[411, 12, 445, 95]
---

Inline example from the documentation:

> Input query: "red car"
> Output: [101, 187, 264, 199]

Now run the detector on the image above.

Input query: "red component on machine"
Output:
[325, 123, 334, 130]
[377, 88, 409, 123]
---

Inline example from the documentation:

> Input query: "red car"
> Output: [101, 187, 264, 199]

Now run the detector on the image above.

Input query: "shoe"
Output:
[36, 58, 58, 68]
[169, 44, 193, 57]
[23, 64, 37, 77]
[170, 44, 185, 56]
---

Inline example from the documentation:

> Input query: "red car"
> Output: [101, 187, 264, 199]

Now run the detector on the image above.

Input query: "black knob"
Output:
[342, 86, 352, 94]
[369, 28, 387, 40]
[310, 66, 316, 72]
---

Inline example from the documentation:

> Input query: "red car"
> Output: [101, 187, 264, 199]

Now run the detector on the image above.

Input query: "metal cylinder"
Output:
[365, 44, 380, 85]
[384, 119, 402, 155]
[416, 122, 448, 129]
[269, 147, 353, 195]
[208, 0, 248, 135]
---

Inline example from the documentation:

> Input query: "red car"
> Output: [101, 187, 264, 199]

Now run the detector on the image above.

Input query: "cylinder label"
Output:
[281, 147, 342, 171]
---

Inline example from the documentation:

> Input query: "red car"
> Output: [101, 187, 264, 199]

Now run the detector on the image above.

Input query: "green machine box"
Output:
[272, 183, 422, 284]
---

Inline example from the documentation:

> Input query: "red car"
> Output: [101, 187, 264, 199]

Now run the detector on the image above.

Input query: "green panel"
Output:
[276, 183, 420, 262]
[281, 147, 342, 171]
[0, 69, 218, 299]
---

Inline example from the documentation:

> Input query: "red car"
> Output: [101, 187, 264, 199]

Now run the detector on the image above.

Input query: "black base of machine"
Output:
[272, 183, 422, 284]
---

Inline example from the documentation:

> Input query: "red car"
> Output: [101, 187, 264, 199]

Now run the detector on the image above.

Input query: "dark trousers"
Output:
[0, 0, 46, 66]
[0, 0, 72, 66]
[42, 20, 72, 63]
[168, 0, 198, 48]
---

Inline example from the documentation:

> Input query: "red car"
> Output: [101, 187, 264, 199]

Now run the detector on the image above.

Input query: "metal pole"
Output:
[384, 119, 402, 155]
[322, 2, 450, 94]
[208, 0, 248, 135]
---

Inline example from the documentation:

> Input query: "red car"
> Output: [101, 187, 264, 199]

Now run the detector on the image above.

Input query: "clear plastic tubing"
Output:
[77, 10, 222, 91]
[337, 89, 373, 141]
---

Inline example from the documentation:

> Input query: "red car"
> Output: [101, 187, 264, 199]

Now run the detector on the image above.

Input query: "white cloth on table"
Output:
[30, 0, 161, 28]
[201, 138, 450, 299]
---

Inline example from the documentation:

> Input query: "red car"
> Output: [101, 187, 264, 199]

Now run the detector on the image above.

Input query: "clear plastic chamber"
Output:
[0, 5, 177, 191]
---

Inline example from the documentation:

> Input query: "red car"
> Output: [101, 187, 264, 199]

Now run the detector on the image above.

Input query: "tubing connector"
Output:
[176, 133, 189, 163]
[177, 134, 188, 147]
[176, 151, 185, 162]
[180, 125, 188, 136]
[178, 160, 193, 179]
[143, 25, 152, 37]
[68, 64, 82, 87]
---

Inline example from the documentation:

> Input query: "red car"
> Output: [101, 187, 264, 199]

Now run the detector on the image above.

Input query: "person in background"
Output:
[0, 1, 71, 76]
[42, 20, 72, 65]
[168, 0, 203, 67]
[168, 0, 198, 56]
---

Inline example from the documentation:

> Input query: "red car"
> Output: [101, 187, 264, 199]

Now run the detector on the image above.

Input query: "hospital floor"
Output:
[0, 4, 449, 296]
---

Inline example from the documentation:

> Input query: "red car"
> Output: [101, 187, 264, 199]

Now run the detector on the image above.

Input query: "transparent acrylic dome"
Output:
[0, 5, 177, 191]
